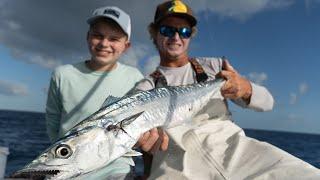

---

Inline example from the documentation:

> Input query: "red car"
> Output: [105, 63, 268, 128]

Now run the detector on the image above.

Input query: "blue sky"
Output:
[0, 0, 319, 134]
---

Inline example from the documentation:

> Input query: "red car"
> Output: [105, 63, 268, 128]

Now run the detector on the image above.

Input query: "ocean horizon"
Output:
[1, 108, 318, 136]
[0, 109, 319, 177]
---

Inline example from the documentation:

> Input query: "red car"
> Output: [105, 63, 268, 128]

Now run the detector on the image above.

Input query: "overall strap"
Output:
[150, 58, 209, 87]
[189, 58, 208, 83]
[150, 70, 168, 88]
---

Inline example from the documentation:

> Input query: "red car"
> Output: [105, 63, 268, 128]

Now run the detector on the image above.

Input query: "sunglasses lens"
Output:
[160, 26, 175, 38]
[179, 27, 192, 38]
[159, 26, 192, 38]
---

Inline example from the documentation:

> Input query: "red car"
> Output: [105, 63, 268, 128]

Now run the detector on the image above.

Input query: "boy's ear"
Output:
[124, 41, 131, 51]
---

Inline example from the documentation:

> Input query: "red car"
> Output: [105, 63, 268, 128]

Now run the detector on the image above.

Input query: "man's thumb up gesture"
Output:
[216, 58, 252, 103]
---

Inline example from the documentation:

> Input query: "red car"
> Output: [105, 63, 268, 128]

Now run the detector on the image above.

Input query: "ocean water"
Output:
[0, 110, 319, 177]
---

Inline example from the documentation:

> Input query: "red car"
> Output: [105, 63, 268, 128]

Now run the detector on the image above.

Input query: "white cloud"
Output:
[289, 82, 309, 105]
[31, 55, 62, 69]
[6, 20, 21, 30]
[119, 43, 160, 75]
[305, 0, 311, 11]
[189, 0, 293, 21]
[142, 55, 160, 75]
[119, 43, 151, 68]
[287, 113, 301, 122]
[288, 113, 297, 120]
[10, 48, 62, 69]
[0, 0, 296, 69]
[289, 93, 297, 105]
[305, 0, 320, 12]
[248, 72, 268, 85]
[299, 82, 308, 94]
[0, 80, 29, 96]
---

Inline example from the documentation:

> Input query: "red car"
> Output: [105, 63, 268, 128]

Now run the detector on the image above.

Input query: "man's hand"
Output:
[135, 128, 169, 154]
[216, 59, 252, 103]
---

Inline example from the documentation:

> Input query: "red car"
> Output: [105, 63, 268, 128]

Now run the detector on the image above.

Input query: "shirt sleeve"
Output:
[233, 82, 274, 112]
[203, 57, 274, 112]
[132, 77, 155, 92]
[134, 70, 144, 83]
[45, 72, 62, 142]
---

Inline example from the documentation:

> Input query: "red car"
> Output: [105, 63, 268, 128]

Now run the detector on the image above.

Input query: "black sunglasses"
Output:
[159, 25, 192, 39]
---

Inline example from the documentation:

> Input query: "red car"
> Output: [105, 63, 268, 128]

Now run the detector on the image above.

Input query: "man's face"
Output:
[156, 16, 192, 60]
[87, 19, 130, 67]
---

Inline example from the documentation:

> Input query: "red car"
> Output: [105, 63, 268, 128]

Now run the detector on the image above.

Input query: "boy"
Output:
[46, 6, 143, 179]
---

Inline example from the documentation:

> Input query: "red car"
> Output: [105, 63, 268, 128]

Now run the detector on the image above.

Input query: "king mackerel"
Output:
[11, 79, 225, 180]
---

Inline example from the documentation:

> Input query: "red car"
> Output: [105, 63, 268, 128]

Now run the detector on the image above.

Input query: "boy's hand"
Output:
[135, 128, 169, 154]
[216, 59, 252, 103]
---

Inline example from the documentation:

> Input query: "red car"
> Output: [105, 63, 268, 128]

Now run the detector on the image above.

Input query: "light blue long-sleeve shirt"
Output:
[45, 61, 143, 178]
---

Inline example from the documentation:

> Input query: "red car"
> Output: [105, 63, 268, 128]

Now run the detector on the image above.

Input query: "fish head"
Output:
[11, 127, 118, 179]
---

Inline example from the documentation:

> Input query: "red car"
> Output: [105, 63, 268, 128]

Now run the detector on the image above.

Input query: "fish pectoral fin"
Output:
[123, 150, 143, 157]
[101, 95, 121, 108]
[120, 111, 144, 127]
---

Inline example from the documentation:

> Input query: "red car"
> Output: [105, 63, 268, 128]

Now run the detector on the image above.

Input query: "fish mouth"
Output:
[10, 169, 60, 180]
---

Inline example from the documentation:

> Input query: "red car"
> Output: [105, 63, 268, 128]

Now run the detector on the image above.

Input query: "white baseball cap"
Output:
[87, 6, 131, 40]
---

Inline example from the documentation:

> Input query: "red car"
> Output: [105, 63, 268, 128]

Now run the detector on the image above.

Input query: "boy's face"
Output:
[87, 19, 130, 68]
[156, 16, 191, 60]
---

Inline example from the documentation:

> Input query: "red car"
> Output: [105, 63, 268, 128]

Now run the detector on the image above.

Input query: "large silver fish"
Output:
[11, 79, 225, 179]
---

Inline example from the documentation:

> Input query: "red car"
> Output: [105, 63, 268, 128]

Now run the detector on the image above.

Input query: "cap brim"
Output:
[87, 15, 116, 25]
[86, 15, 129, 39]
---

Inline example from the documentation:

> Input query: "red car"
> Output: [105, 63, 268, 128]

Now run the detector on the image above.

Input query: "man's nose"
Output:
[170, 32, 180, 40]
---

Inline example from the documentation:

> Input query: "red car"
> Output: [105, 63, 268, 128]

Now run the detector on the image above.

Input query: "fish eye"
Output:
[55, 144, 72, 158]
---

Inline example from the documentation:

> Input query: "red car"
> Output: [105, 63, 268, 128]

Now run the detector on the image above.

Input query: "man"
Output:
[135, 1, 320, 179]
[45, 6, 143, 179]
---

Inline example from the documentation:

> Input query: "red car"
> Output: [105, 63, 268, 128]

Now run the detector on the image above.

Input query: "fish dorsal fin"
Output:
[101, 95, 120, 108]
[123, 149, 143, 157]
